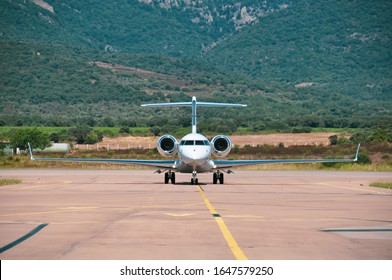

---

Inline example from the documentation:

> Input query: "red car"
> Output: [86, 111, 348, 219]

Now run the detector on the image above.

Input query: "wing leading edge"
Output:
[28, 143, 176, 169]
[213, 144, 361, 169]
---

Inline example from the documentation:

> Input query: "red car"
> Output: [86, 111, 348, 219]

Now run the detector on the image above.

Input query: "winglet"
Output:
[27, 142, 35, 160]
[354, 144, 361, 161]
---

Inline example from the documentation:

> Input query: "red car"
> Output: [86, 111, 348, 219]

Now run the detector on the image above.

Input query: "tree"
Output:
[150, 126, 161, 136]
[9, 128, 51, 150]
[50, 133, 60, 143]
[68, 126, 93, 144]
[329, 135, 338, 145]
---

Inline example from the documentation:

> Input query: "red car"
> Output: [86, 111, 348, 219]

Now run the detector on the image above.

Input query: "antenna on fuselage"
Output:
[142, 96, 247, 133]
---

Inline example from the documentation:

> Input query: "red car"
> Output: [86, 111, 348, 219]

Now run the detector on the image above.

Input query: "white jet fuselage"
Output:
[176, 133, 214, 173]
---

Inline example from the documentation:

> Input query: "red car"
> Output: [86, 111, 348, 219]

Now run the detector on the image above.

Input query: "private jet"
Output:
[29, 96, 360, 184]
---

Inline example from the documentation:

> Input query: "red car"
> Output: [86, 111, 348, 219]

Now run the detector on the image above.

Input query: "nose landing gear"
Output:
[191, 171, 198, 185]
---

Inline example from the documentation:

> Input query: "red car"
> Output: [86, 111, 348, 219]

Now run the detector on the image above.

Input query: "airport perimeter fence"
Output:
[74, 142, 328, 151]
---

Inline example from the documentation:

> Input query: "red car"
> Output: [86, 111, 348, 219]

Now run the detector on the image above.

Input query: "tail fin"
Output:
[142, 96, 246, 133]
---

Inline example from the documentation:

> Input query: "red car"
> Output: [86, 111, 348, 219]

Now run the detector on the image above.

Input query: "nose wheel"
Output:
[191, 171, 198, 185]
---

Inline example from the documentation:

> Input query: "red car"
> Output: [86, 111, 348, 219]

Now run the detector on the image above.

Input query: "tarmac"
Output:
[0, 169, 391, 260]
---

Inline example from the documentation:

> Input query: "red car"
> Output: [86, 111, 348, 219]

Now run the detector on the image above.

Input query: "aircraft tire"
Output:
[171, 173, 176, 184]
[164, 173, 169, 184]
[219, 173, 224, 184]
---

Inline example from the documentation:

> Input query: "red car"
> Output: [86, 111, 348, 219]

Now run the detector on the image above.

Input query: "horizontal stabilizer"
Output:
[142, 102, 247, 108]
[142, 96, 246, 133]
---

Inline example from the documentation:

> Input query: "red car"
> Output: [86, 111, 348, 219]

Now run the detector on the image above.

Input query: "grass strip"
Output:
[0, 179, 22, 186]
[370, 182, 392, 189]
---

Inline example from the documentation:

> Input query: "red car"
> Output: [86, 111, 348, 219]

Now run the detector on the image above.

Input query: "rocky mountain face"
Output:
[137, 0, 289, 31]
[12, 0, 291, 55]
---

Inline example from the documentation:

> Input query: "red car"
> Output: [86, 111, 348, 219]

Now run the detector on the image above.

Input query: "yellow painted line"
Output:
[0, 220, 43, 225]
[0, 202, 203, 218]
[14, 180, 72, 191]
[164, 213, 194, 217]
[0, 207, 98, 217]
[17, 184, 57, 190]
[317, 182, 390, 195]
[225, 215, 264, 220]
[197, 185, 247, 260]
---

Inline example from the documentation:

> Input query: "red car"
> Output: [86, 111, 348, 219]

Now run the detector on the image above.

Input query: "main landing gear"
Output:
[164, 171, 175, 184]
[213, 171, 224, 184]
[162, 171, 226, 185]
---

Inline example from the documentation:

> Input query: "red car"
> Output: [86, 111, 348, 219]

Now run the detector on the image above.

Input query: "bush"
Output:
[356, 152, 372, 165]
[119, 127, 130, 134]
[292, 127, 312, 133]
[84, 133, 99, 144]
[329, 135, 338, 145]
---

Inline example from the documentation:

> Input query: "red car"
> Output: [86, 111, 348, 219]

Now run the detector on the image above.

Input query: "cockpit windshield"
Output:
[181, 140, 194, 145]
[180, 140, 210, 146]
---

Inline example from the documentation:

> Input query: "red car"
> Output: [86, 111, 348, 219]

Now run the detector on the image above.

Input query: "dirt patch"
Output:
[230, 133, 337, 147]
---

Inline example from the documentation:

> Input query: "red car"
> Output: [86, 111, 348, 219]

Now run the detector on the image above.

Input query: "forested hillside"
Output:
[0, 0, 391, 131]
[204, 0, 392, 99]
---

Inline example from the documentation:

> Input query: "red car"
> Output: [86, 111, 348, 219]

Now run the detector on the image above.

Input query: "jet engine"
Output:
[211, 135, 231, 157]
[157, 135, 178, 157]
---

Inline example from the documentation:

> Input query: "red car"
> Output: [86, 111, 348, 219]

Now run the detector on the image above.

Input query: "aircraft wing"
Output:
[213, 144, 361, 169]
[28, 143, 176, 169]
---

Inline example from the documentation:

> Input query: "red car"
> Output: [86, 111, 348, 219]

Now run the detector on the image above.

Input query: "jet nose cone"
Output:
[181, 147, 209, 166]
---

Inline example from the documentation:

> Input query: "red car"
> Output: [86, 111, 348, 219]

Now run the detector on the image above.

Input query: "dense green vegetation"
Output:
[205, 0, 392, 99]
[0, 0, 391, 132]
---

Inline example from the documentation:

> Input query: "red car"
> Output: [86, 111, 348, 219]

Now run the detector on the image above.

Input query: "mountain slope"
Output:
[0, 0, 391, 129]
[204, 0, 392, 99]
[1, 0, 212, 56]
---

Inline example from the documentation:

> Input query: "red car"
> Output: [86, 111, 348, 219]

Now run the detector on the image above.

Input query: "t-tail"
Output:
[142, 96, 247, 133]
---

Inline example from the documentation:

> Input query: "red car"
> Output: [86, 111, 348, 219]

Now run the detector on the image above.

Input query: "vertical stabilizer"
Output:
[192, 96, 197, 133]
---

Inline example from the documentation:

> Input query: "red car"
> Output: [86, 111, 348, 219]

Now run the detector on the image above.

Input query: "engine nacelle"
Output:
[211, 135, 231, 157]
[157, 135, 178, 157]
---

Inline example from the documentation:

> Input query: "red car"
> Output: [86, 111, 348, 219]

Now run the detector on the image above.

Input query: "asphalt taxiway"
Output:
[0, 169, 391, 259]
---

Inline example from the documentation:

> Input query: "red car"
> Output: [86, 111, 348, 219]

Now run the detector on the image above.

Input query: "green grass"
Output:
[0, 178, 21, 186]
[370, 182, 392, 189]
[0, 126, 151, 137]
[0, 126, 69, 135]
